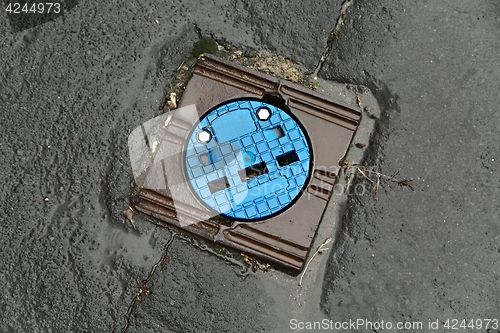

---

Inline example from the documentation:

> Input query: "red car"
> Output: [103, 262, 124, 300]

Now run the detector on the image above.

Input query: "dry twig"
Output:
[343, 163, 415, 200]
[299, 237, 333, 286]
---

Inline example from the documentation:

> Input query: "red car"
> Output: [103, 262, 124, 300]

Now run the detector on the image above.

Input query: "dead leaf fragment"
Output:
[168, 92, 177, 109]
[123, 207, 137, 230]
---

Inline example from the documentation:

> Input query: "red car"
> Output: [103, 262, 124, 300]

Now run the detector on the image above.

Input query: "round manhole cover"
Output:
[185, 99, 312, 221]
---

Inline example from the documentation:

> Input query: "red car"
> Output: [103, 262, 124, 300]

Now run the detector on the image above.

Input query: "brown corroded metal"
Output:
[132, 54, 361, 275]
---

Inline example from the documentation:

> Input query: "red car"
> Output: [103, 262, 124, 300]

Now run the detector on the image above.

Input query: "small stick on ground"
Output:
[375, 176, 381, 199]
[344, 163, 416, 193]
[176, 61, 185, 71]
[356, 93, 362, 108]
[299, 237, 332, 286]
[356, 167, 376, 184]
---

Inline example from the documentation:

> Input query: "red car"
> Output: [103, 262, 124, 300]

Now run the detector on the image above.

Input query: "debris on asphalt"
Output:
[123, 207, 137, 230]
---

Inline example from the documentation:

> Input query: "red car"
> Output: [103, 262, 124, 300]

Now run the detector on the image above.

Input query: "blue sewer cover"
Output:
[185, 99, 311, 221]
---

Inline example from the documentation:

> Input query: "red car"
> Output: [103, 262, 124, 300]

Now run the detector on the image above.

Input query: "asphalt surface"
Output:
[320, 2, 500, 330]
[1, 1, 499, 333]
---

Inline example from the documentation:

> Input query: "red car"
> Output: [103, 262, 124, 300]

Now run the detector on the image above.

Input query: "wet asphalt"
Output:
[1, 1, 499, 332]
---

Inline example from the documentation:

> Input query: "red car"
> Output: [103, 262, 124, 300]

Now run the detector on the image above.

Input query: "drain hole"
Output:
[238, 161, 269, 182]
[200, 153, 210, 166]
[208, 176, 230, 194]
[264, 126, 285, 141]
[276, 150, 299, 167]
[200, 149, 221, 166]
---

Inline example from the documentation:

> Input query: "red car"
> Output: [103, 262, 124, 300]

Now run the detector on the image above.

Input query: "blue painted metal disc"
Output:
[185, 99, 311, 221]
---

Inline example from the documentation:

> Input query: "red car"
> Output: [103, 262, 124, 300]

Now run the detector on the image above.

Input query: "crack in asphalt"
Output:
[121, 231, 177, 333]
[313, 0, 354, 78]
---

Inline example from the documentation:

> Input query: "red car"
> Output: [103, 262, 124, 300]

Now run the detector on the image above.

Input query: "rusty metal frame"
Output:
[131, 54, 361, 275]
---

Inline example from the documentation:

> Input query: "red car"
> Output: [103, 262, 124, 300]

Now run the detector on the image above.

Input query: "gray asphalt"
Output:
[1, 1, 499, 332]
[321, 2, 500, 330]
